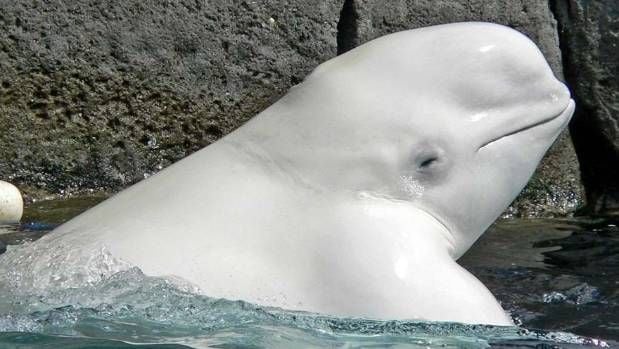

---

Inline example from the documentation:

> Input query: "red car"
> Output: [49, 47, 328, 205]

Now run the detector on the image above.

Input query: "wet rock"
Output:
[335, 0, 584, 217]
[0, 240, 5, 255]
[551, 0, 619, 216]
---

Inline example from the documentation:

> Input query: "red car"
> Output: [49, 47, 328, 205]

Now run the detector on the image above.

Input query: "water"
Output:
[0, 196, 616, 348]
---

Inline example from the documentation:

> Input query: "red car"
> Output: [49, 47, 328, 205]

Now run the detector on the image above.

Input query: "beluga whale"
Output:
[3, 22, 575, 326]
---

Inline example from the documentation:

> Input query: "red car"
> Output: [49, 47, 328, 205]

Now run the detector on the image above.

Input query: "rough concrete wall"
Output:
[0, 0, 340, 194]
[552, 0, 619, 216]
[0, 0, 585, 216]
[335, 0, 584, 216]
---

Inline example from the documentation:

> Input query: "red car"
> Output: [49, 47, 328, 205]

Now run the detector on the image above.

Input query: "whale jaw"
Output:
[478, 99, 575, 151]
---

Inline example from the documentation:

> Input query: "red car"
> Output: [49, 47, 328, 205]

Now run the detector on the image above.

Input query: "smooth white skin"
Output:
[33, 23, 574, 325]
[0, 180, 23, 224]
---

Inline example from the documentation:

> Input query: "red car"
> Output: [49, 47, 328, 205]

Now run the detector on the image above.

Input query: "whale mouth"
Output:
[478, 99, 575, 151]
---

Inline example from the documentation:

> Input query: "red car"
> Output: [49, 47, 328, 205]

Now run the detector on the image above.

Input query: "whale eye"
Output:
[412, 145, 448, 176]
[419, 156, 439, 169]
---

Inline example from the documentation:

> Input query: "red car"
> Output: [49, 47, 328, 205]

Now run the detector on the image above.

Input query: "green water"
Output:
[0, 332, 190, 348]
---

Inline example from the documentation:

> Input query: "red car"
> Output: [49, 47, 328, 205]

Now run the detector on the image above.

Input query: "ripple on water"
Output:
[0, 257, 612, 348]
[0, 204, 617, 348]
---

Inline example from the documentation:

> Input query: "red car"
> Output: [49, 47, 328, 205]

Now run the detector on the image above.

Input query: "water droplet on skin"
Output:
[400, 175, 424, 199]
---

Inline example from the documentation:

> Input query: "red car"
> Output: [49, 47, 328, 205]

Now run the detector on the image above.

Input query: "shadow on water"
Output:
[0, 196, 617, 348]
[0, 195, 106, 245]
[461, 217, 619, 342]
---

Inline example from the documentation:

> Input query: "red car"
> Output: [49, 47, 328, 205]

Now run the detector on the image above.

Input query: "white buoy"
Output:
[0, 180, 23, 224]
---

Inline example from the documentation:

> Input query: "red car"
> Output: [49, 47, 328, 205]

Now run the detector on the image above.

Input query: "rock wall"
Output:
[0, 0, 600, 216]
[552, 0, 619, 216]
[0, 0, 341, 194]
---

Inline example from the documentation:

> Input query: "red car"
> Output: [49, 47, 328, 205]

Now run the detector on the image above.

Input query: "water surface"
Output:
[0, 196, 616, 348]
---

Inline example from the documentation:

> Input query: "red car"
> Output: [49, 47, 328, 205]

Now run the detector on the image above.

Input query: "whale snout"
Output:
[546, 80, 573, 113]
[475, 77, 574, 151]
[521, 79, 573, 130]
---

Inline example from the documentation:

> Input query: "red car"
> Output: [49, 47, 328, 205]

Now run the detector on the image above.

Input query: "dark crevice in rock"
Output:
[550, 0, 619, 216]
[336, 0, 359, 55]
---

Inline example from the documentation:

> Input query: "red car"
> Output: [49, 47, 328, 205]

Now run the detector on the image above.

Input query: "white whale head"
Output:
[14, 22, 572, 324]
[241, 23, 574, 258]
